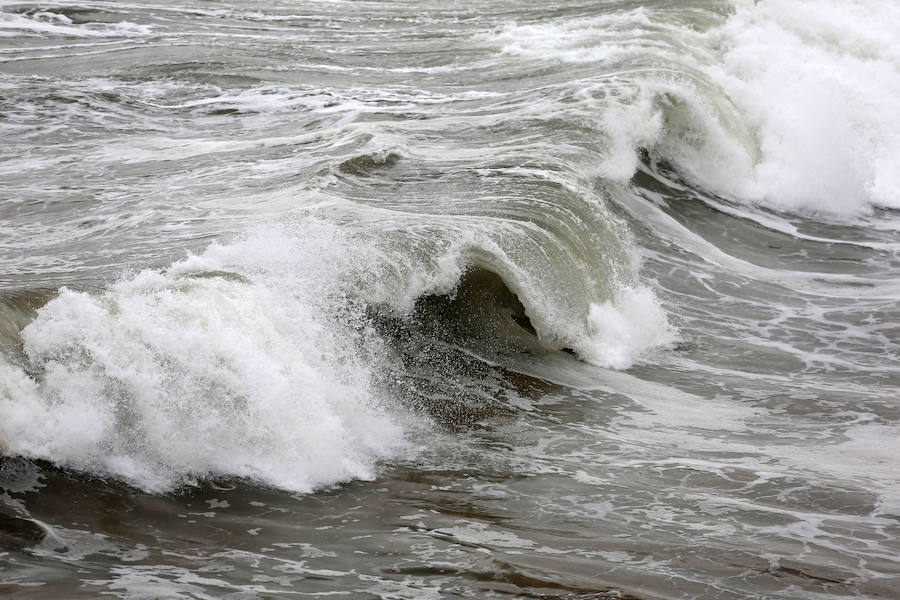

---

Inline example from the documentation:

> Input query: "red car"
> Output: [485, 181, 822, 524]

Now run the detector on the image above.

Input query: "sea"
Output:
[1, 1, 899, 598]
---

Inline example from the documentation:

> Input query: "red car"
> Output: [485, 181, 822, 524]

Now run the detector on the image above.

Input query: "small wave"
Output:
[0, 7, 152, 38]
[338, 149, 403, 177]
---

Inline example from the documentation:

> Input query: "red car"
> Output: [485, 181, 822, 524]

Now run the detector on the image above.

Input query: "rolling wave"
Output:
[0, 208, 670, 491]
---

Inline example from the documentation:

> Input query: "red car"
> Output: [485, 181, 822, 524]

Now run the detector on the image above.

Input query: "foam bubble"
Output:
[581, 286, 676, 370]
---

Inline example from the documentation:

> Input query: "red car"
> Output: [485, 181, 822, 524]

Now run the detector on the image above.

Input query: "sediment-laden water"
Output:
[1, 1, 899, 598]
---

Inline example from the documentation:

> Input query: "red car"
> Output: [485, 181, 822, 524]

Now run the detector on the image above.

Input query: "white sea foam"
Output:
[0, 220, 411, 493]
[581, 286, 675, 370]
[0, 10, 152, 38]
[706, 0, 900, 217]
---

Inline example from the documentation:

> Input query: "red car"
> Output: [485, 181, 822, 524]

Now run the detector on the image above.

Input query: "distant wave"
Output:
[489, 0, 900, 218]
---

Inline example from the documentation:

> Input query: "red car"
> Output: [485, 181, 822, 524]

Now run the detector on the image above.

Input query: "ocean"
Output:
[1, 1, 899, 598]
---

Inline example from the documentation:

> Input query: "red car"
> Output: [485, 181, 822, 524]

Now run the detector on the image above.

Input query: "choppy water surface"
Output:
[2, 1, 899, 598]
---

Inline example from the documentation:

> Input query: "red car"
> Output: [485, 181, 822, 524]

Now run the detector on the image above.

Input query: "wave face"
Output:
[1, 1, 899, 597]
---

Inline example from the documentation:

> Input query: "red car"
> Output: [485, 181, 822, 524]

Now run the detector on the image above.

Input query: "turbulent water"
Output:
[2, 0, 899, 598]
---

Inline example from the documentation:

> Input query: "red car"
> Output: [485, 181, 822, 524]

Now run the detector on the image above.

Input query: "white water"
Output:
[0, 7, 152, 38]
[5, 0, 899, 496]
[583, 286, 675, 370]
[710, 0, 900, 216]
[0, 221, 411, 492]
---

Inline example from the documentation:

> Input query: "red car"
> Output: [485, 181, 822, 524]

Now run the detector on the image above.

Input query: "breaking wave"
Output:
[0, 213, 671, 492]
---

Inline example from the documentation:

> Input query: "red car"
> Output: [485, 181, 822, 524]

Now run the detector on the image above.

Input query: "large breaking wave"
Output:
[0, 209, 670, 492]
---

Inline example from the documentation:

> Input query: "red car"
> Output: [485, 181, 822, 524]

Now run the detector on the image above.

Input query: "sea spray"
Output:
[1, 220, 411, 492]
